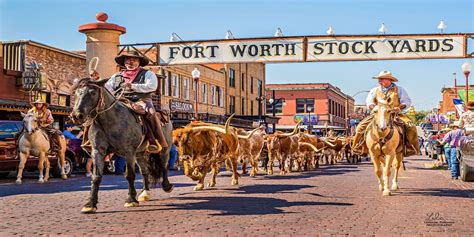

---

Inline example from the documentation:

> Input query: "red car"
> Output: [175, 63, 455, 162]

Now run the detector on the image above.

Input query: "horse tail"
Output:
[147, 153, 164, 186]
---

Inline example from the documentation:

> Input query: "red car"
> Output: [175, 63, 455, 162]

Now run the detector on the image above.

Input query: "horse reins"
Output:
[81, 84, 125, 127]
[369, 111, 396, 156]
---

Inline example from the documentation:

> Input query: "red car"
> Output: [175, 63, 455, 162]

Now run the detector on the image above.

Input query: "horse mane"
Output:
[71, 77, 94, 92]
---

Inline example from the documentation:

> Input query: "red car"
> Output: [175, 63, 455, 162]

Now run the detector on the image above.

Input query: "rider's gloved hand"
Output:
[90, 70, 100, 80]
[394, 107, 401, 113]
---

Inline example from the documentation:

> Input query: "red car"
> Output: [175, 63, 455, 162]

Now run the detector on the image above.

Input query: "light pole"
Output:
[192, 68, 201, 120]
[256, 95, 265, 125]
[307, 106, 313, 134]
[267, 90, 286, 133]
[462, 61, 472, 106]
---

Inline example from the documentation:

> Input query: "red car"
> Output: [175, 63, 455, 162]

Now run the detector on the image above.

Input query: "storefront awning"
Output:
[0, 99, 71, 115]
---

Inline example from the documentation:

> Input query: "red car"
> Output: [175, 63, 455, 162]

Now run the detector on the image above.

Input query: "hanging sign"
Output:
[157, 34, 467, 65]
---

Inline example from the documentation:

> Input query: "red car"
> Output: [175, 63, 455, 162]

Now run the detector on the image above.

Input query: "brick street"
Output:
[0, 156, 473, 236]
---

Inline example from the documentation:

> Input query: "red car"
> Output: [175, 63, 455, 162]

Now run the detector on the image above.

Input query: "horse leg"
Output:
[159, 151, 173, 193]
[38, 152, 46, 183]
[369, 151, 384, 192]
[81, 149, 105, 214]
[230, 158, 239, 186]
[382, 153, 395, 196]
[124, 157, 139, 207]
[136, 154, 152, 202]
[391, 153, 403, 191]
[208, 162, 219, 187]
[44, 155, 50, 182]
[59, 148, 67, 180]
[16, 151, 28, 184]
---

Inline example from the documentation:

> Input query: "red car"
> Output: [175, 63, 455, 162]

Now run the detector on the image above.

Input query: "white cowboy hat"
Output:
[450, 121, 461, 128]
[372, 70, 398, 82]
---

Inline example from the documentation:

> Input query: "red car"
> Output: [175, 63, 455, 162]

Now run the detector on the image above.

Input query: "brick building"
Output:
[265, 83, 354, 132]
[0, 40, 86, 126]
[439, 86, 473, 114]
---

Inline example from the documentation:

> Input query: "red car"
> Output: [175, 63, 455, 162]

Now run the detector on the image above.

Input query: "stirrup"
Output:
[147, 140, 162, 154]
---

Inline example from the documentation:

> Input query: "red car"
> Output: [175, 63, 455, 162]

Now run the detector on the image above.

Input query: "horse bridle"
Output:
[78, 83, 124, 127]
[369, 110, 396, 156]
[23, 115, 40, 134]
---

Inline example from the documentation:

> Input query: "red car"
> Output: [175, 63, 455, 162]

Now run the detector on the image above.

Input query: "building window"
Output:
[251, 101, 254, 115]
[163, 73, 170, 96]
[58, 95, 70, 107]
[229, 69, 235, 88]
[183, 77, 190, 100]
[201, 83, 208, 104]
[257, 80, 263, 96]
[266, 100, 283, 114]
[172, 73, 179, 98]
[216, 86, 223, 107]
[241, 98, 245, 114]
[211, 85, 216, 105]
[241, 73, 245, 91]
[296, 98, 314, 113]
[40, 92, 51, 104]
[250, 77, 254, 93]
[229, 96, 235, 114]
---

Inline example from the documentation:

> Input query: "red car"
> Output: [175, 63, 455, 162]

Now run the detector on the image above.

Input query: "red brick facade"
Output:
[265, 83, 354, 129]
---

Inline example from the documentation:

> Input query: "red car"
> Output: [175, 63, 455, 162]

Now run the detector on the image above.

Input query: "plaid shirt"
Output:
[442, 129, 465, 148]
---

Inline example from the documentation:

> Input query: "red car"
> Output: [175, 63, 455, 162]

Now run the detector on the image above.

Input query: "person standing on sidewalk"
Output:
[442, 121, 464, 179]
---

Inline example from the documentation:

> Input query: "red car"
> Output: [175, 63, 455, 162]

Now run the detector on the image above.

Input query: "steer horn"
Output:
[237, 126, 260, 139]
[225, 113, 235, 134]
[276, 121, 301, 138]
[299, 142, 321, 152]
[321, 138, 337, 148]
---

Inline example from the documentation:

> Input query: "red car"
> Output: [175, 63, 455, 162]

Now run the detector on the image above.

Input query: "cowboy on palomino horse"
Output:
[89, 51, 168, 153]
[352, 70, 420, 157]
[16, 99, 68, 184]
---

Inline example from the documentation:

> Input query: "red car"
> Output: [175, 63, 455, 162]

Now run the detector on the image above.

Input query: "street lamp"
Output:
[267, 90, 286, 133]
[462, 61, 472, 106]
[192, 68, 201, 120]
[307, 106, 313, 134]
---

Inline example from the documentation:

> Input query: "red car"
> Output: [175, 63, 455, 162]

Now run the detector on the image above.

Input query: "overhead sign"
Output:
[306, 34, 466, 61]
[156, 34, 468, 65]
[159, 37, 305, 65]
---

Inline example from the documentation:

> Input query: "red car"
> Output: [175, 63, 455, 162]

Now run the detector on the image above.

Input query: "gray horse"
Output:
[71, 78, 172, 214]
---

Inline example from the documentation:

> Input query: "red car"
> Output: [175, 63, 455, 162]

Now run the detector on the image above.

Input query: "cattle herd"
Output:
[172, 115, 365, 191]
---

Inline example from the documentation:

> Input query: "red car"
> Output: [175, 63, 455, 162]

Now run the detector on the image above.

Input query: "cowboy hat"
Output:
[450, 121, 461, 128]
[115, 51, 149, 67]
[466, 101, 474, 110]
[372, 70, 398, 82]
[31, 98, 48, 108]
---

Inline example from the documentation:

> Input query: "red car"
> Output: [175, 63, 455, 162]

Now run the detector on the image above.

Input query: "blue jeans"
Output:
[449, 147, 460, 177]
[169, 150, 178, 169]
[444, 147, 451, 167]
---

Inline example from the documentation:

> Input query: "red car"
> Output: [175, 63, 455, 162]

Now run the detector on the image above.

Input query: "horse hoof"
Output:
[162, 184, 174, 193]
[38, 179, 44, 184]
[231, 180, 238, 186]
[81, 207, 97, 214]
[137, 196, 150, 202]
[193, 185, 204, 191]
[124, 202, 139, 208]
[15, 180, 22, 184]
[207, 183, 216, 187]
[382, 191, 391, 196]
[267, 171, 273, 175]
[378, 185, 383, 191]
[249, 173, 256, 177]
[61, 175, 68, 180]
[391, 185, 399, 191]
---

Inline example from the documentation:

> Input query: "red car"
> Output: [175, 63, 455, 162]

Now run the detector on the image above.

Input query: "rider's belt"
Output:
[124, 92, 152, 102]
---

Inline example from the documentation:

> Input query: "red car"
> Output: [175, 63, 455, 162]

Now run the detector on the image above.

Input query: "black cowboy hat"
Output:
[115, 51, 149, 67]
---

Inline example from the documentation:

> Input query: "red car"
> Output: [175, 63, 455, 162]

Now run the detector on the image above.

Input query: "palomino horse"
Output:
[365, 99, 404, 196]
[71, 78, 169, 214]
[17, 112, 67, 184]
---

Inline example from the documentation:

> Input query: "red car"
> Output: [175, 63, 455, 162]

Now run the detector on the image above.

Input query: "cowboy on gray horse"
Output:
[90, 51, 168, 152]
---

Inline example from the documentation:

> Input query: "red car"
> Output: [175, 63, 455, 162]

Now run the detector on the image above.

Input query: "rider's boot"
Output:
[404, 125, 420, 157]
[351, 132, 365, 155]
[145, 113, 167, 153]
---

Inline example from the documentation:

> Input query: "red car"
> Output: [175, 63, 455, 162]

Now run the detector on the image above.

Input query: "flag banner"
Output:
[453, 98, 466, 114]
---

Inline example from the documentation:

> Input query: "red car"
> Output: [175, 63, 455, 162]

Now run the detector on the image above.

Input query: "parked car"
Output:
[0, 120, 74, 178]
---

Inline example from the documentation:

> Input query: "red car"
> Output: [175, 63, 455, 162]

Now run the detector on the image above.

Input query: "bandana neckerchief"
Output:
[380, 83, 396, 95]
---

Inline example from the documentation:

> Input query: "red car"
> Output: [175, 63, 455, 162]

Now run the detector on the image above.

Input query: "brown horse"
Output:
[17, 112, 67, 184]
[365, 99, 404, 196]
